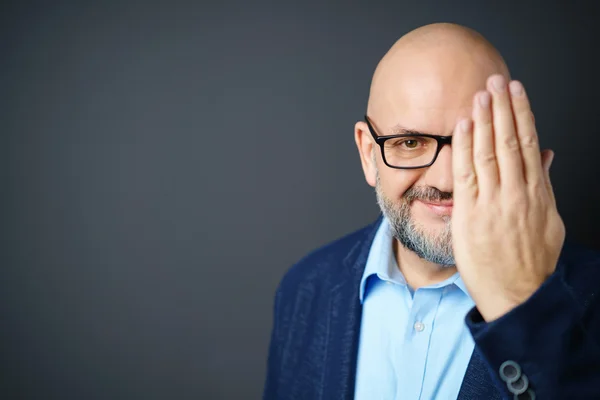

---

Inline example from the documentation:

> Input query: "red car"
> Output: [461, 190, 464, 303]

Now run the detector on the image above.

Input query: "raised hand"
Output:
[451, 74, 566, 322]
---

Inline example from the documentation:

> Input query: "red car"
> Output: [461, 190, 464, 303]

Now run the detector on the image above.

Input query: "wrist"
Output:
[475, 287, 536, 321]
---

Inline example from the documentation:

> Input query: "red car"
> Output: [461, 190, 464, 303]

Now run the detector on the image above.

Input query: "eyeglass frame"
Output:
[364, 115, 453, 170]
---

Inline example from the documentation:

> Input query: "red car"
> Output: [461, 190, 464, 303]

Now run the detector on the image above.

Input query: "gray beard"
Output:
[375, 172, 456, 266]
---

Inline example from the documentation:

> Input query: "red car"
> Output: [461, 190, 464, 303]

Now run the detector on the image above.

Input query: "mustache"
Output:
[403, 186, 453, 203]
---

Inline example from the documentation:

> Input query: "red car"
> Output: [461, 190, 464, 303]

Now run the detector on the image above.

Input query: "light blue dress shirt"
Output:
[354, 217, 476, 400]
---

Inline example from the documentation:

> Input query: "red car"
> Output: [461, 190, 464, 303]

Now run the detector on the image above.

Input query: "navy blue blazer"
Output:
[263, 216, 600, 399]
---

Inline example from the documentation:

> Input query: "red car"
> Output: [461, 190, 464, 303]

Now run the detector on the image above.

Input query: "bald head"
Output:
[367, 23, 509, 127]
[354, 24, 512, 269]
[385, 22, 502, 53]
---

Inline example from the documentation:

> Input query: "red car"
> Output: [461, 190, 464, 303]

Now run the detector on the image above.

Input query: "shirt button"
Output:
[414, 321, 425, 332]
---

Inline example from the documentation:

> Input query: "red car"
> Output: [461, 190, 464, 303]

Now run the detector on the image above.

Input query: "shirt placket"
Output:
[397, 288, 442, 399]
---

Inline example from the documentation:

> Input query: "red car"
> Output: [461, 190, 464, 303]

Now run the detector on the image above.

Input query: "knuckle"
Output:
[474, 150, 496, 164]
[528, 179, 546, 194]
[457, 170, 477, 186]
[520, 133, 538, 149]
[500, 136, 520, 151]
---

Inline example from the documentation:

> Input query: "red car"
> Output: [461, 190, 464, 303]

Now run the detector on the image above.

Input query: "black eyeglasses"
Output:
[364, 115, 453, 169]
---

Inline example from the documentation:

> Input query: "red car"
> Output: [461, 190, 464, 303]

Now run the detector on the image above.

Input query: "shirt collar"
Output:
[454, 275, 469, 295]
[359, 217, 471, 303]
[359, 217, 402, 302]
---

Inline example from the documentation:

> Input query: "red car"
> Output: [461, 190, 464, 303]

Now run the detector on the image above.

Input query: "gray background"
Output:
[2, 1, 599, 399]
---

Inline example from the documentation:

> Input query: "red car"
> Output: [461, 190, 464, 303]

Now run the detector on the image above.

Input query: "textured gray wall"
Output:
[2, 1, 599, 399]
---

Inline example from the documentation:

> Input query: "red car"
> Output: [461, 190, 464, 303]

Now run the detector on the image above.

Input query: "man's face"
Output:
[370, 100, 463, 266]
[374, 155, 455, 265]
[364, 49, 500, 265]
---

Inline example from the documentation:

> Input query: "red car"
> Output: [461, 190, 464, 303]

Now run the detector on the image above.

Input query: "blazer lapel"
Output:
[319, 215, 504, 400]
[321, 216, 382, 400]
[322, 279, 363, 400]
[457, 347, 502, 400]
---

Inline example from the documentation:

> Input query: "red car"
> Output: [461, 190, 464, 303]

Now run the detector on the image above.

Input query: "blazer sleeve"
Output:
[262, 285, 284, 400]
[465, 262, 600, 399]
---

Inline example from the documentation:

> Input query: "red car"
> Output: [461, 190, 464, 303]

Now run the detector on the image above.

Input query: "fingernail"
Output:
[509, 81, 523, 97]
[492, 75, 505, 92]
[479, 92, 490, 107]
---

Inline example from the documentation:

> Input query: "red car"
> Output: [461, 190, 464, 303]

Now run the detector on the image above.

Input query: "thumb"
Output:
[541, 149, 556, 205]
[542, 149, 554, 172]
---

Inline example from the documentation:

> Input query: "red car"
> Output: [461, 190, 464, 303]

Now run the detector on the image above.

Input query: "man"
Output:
[263, 23, 600, 400]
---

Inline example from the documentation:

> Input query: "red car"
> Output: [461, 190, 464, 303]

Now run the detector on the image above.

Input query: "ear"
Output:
[354, 121, 377, 188]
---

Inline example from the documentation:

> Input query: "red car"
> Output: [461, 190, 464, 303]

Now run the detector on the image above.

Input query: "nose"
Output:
[424, 143, 453, 193]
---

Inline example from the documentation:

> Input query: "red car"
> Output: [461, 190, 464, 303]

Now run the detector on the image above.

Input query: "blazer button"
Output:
[507, 373, 529, 395]
[514, 388, 536, 400]
[499, 360, 521, 383]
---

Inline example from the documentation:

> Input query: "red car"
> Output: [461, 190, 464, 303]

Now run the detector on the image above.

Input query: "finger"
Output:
[508, 80, 544, 187]
[452, 118, 477, 202]
[488, 74, 525, 189]
[472, 90, 499, 195]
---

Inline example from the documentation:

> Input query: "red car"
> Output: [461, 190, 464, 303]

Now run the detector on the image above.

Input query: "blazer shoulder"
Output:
[277, 218, 380, 296]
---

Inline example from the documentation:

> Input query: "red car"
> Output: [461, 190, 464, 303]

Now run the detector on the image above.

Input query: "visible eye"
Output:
[402, 139, 419, 149]
[386, 137, 426, 149]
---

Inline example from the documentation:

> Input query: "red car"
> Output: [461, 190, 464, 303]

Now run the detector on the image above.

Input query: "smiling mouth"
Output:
[420, 200, 453, 207]
[417, 200, 454, 216]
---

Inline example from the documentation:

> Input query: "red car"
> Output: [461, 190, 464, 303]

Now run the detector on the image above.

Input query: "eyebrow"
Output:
[390, 123, 452, 137]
